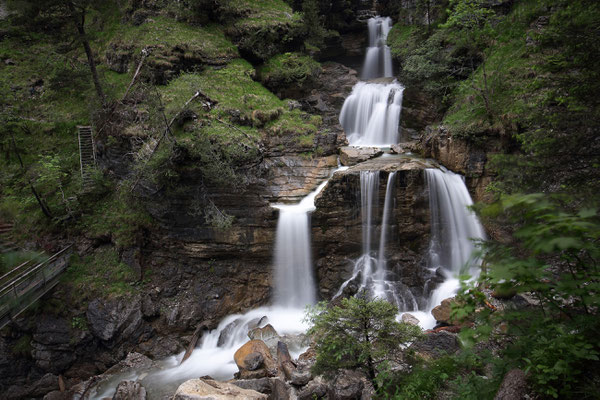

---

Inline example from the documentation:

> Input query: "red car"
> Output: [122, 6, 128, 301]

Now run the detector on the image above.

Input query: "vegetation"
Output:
[306, 297, 422, 382]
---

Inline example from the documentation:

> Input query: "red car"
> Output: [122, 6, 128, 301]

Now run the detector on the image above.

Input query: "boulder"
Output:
[297, 376, 328, 400]
[248, 324, 279, 343]
[234, 340, 277, 377]
[431, 298, 456, 325]
[494, 369, 528, 400]
[231, 377, 272, 394]
[269, 377, 292, 400]
[104, 352, 153, 376]
[31, 316, 75, 373]
[401, 313, 421, 326]
[173, 378, 268, 400]
[328, 369, 366, 400]
[29, 373, 59, 397]
[339, 147, 383, 166]
[112, 380, 147, 400]
[218, 319, 243, 347]
[411, 331, 460, 359]
[86, 297, 145, 347]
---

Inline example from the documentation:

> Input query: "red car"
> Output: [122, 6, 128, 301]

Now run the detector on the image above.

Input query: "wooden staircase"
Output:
[77, 126, 96, 188]
[0, 245, 72, 330]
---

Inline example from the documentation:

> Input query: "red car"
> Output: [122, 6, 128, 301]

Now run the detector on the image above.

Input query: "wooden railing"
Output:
[0, 245, 72, 330]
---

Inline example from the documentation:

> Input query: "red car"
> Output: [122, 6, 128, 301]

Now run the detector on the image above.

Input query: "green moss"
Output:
[161, 59, 321, 137]
[258, 52, 321, 89]
[443, 0, 545, 137]
[113, 16, 238, 60]
[228, 0, 302, 27]
[387, 24, 419, 59]
[61, 246, 137, 298]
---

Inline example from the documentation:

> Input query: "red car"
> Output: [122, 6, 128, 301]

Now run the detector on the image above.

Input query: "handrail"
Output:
[0, 245, 72, 295]
[0, 259, 33, 283]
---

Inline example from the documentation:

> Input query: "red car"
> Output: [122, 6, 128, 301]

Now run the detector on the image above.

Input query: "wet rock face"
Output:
[87, 297, 147, 347]
[312, 157, 433, 300]
[419, 126, 500, 202]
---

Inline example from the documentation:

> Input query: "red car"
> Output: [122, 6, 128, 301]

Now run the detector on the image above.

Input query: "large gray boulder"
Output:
[173, 378, 268, 399]
[86, 296, 145, 347]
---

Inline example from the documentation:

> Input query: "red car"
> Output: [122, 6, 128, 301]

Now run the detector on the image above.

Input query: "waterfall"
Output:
[339, 16, 404, 146]
[409, 168, 486, 327]
[362, 16, 394, 80]
[336, 171, 417, 309]
[272, 181, 329, 307]
[425, 168, 486, 276]
[340, 82, 404, 146]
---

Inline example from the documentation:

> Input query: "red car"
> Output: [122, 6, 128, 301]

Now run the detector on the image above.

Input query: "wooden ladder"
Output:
[77, 126, 96, 188]
[0, 222, 17, 254]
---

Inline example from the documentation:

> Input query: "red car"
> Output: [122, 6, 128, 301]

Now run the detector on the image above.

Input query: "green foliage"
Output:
[306, 297, 422, 382]
[71, 316, 88, 330]
[11, 334, 32, 358]
[302, 0, 326, 49]
[379, 350, 501, 400]
[457, 194, 600, 399]
[78, 184, 152, 250]
[443, 0, 495, 33]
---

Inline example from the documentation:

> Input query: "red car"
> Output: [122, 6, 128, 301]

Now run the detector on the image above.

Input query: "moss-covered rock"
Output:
[224, 0, 306, 62]
[257, 52, 321, 98]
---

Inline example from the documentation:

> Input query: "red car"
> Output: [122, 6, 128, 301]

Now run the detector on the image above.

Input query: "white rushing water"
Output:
[362, 16, 394, 80]
[90, 170, 349, 400]
[271, 181, 329, 307]
[340, 81, 404, 146]
[335, 168, 486, 330]
[336, 171, 418, 311]
[405, 168, 486, 327]
[425, 168, 486, 277]
[340, 16, 404, 146]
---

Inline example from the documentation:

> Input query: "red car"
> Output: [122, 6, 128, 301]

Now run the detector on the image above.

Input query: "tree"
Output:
[7, 0, 109, 105]
[306, 296, 422, 383]
[302, 0, 326, 50]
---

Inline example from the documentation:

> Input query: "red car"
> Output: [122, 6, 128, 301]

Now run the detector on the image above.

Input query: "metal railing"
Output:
[0, 245, 72, 330]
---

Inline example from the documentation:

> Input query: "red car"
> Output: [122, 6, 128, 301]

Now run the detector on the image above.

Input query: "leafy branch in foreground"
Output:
[456, 194, 600, 399]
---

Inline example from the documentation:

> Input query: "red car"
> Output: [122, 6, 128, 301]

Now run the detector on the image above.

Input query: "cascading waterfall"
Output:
[272, 181, 327, 307]
[362, 16, 393, 80]
[340, 16, 404, 146]
[89, 176, 344, 399]
[335, 168, 486, 329]
[340, 82, 404, 146]
[425, 168, 486, 276]
[423, 168, 486, 307]
[336, 171, 418, 310]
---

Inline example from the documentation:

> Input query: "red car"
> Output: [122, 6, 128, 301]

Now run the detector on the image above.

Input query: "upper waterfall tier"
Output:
[340, 81, 404, 146]
[362, 16, 394, 80]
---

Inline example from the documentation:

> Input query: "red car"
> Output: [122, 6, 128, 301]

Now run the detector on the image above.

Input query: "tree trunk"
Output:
[66, 1, 106, 105]
[10, 129, 53, 219]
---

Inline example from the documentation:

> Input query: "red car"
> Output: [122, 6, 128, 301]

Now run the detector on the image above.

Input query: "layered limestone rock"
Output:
[418, 126, 499, 202]
[312, 155, 436, 300]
